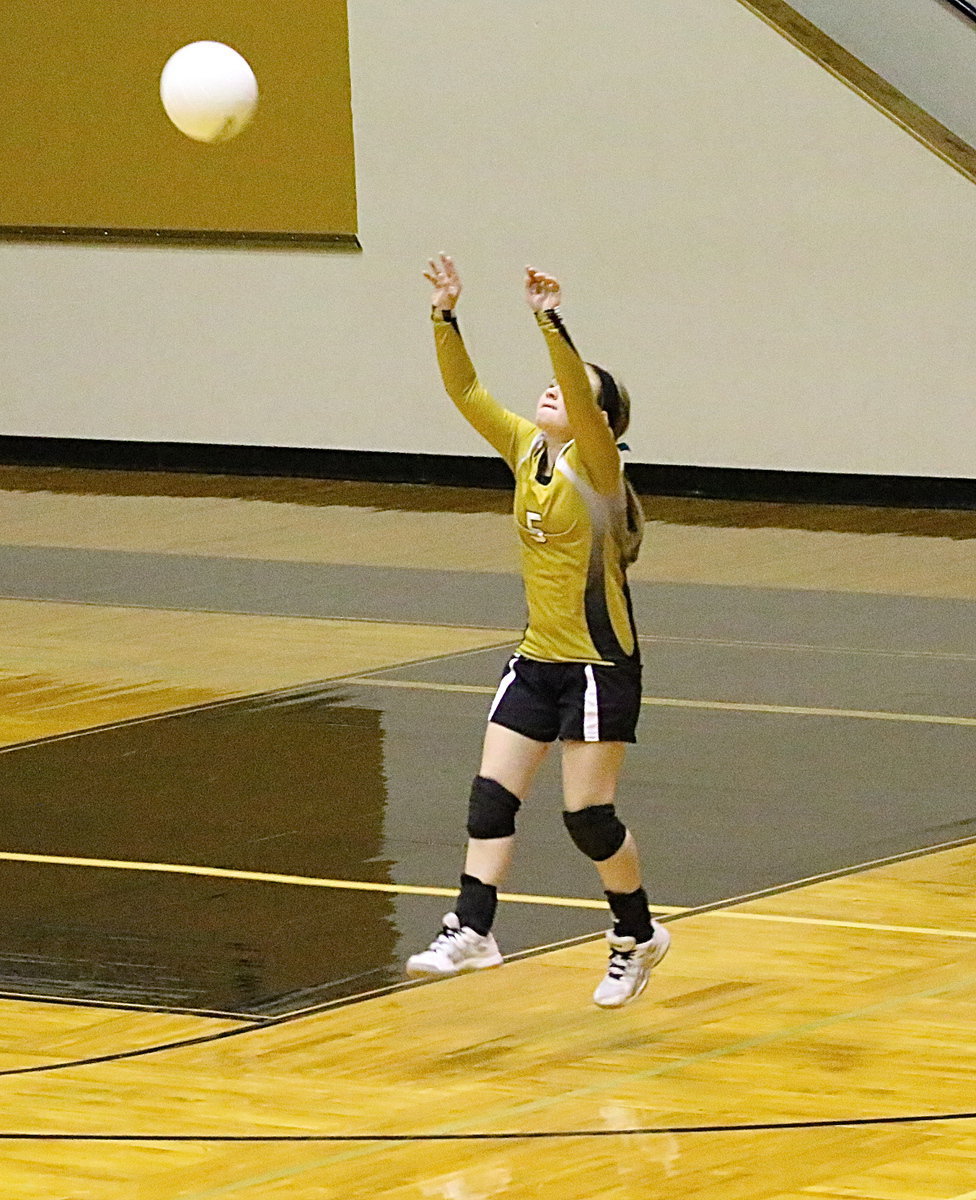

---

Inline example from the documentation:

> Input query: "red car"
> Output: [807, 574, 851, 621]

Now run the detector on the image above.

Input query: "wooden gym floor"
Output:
[1, 464, 975, 1198]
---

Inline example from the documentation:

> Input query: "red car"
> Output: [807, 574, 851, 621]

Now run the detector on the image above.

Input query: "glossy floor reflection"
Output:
[0, 686, 609, 1014]
[2, 641, 974, 1014]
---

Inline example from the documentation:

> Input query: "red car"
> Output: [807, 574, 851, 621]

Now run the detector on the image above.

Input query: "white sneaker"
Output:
[405, 913, 504, 979]
[593, 922, 671, 1009]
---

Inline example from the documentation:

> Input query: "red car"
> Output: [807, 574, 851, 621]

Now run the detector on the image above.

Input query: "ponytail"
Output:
[587, 362, 644, 566]
[621, 474, 645, 566]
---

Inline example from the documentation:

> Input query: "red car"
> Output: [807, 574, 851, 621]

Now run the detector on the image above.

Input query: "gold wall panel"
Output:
[0, 0, 356, 244]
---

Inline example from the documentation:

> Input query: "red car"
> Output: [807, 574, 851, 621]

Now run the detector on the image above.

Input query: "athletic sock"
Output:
[456, 873, 498, 936]
[605, 886, 654, 943]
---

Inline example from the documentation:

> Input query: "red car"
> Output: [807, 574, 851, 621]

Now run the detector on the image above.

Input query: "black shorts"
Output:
[488, 654, 642, 744]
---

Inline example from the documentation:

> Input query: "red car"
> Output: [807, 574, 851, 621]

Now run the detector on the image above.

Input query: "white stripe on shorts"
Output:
[488, 655, 519, 721]
[583, 665, 600, 742]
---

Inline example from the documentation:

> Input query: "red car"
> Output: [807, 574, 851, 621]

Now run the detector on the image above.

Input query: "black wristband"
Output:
[538, 306, 577, 352]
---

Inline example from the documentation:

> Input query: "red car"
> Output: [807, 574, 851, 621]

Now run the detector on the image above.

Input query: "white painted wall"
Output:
[2, 0, 976, 476]
[787, 0, 976, 148]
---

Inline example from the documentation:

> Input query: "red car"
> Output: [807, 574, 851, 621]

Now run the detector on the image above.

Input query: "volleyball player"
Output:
[406, 254, 669, 1008]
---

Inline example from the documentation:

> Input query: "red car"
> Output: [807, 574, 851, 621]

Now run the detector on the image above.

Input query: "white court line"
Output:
[347, 676, 976, 728]
[639, 695, 976, 726]
[639, 633, 976, 664]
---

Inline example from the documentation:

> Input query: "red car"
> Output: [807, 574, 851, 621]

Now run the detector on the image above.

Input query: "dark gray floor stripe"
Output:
[3, 545, 976, 654]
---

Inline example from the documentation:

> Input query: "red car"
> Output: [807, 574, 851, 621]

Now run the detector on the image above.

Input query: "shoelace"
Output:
[607, 949, 635, 979]
[431, 927, 462, 949]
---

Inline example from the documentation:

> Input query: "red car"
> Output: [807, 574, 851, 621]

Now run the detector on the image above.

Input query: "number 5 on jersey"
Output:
[526, 511, 547, 543]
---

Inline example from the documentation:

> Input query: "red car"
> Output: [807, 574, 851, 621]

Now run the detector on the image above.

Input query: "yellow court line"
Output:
[3, 850, 976, 942]
[0, 850, 630, 910]
[346, 676, 976, 728]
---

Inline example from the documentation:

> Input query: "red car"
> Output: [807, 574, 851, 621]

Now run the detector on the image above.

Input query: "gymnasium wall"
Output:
[2, 0, 976, 479]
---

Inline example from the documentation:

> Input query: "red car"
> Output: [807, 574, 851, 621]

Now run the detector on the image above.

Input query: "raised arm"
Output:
[525, 267, 621, 495]
[425, 253, 529, 467]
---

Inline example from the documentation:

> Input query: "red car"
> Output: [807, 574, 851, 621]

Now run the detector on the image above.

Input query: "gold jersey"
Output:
[433, 307, 639, 665]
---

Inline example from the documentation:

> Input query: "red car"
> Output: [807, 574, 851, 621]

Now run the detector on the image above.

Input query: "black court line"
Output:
[5, 636, 972, 762]
[2, 829, 975, 1080]
[642, 830, 976, 916]
[0, 638, 519, 757]
[0, 990, 267, 1023]
[1, 1110, 975, 1139]
[0, 588, 520, 633]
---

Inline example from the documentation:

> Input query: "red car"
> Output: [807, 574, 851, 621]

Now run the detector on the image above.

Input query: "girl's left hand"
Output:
[524, 266, 562, 312]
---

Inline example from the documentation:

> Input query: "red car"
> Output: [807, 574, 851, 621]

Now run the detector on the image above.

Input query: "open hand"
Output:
[524, 266, 562, 312]
[424, 252, 462, 310]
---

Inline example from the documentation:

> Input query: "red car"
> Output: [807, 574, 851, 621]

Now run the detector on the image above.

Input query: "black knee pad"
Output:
[563, 804, 627, 861]
[467, 775, 521, 839]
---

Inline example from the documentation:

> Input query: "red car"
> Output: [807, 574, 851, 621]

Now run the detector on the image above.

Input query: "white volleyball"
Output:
[160, 41, 258, 144]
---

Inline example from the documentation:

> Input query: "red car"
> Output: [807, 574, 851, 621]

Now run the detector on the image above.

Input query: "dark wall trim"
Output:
[0, 436, 973, 510]
[0, 437, 513, 490]
[637, 464, 975, 511]
[0, 227, 361, 251]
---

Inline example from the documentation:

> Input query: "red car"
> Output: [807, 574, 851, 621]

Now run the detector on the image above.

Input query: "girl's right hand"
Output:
[424, 252, 462, 310]
[524, 266, 561, 312]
